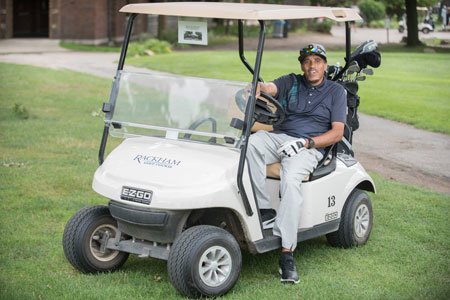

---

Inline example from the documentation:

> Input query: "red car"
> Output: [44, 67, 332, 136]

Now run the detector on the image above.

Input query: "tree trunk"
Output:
[157, 15, 166, 40]
[405, 0, 421, 46]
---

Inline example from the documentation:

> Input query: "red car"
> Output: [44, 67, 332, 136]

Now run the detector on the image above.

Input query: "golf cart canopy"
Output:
[120, 2, 362, 22]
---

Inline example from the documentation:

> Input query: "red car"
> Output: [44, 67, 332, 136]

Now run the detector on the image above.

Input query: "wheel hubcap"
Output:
[198, 246, 232, 287]
[354, 204, 370, 238]
[90, 224, 120, 261]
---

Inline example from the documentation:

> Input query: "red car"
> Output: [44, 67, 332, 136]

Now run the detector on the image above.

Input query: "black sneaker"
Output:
[278, 252, 300, 284]
[260, 209, 276, 229]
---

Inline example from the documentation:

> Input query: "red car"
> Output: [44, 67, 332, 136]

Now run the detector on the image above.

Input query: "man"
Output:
[246, 44, 346, 283]
[442, 5, 448, 31]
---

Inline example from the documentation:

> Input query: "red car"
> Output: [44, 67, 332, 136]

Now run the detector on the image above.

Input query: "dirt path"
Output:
[354, 114, 450, 194]
[1, 35, 449, 194]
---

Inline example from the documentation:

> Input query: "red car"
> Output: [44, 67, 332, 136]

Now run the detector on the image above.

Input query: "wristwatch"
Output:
[307, 138, 315, 149]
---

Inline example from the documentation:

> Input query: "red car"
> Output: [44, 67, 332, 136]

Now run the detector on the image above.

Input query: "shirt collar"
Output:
[300, 74, 327, 91]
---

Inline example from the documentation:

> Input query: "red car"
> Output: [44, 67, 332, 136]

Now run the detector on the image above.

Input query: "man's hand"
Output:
[245, 82, 278, 99]
[277, 138, 307, 158]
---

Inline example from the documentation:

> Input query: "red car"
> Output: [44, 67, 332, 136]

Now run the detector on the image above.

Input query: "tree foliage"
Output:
[309, 0, 354, 6]
[358, 0, 386, 24]
[379, 0, 436, 17]
[377, 0, 434, 47]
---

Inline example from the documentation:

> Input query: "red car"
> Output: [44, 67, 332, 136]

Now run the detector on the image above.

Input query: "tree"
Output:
[310, 0, 354, 6]
[358, 0, 385, 25]
[379, 0, 435, 46]
[405, 0, 420, 46]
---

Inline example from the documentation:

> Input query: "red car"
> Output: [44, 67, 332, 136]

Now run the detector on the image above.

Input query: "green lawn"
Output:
[1, 62, 449, 299]
[127, 50, 450, 134]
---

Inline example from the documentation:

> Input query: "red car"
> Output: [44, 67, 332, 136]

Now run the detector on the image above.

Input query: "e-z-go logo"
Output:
[134, 154, 182, 169]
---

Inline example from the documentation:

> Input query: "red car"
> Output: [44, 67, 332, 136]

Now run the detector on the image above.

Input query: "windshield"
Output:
[109, 71, 248, 146]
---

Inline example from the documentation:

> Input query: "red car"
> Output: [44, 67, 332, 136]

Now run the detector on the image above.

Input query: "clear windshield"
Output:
[110, 71, 247, 146]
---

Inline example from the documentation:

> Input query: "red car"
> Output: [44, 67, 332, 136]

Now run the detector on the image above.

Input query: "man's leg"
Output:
[274, 148, 322, 248]
[246, 131, 284, 210]
[274, 148, 322, 283]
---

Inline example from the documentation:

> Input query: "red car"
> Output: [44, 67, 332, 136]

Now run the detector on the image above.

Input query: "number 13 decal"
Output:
[328, 195, 336, 207]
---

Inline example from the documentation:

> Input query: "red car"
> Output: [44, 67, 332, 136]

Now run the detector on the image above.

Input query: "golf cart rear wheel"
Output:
[168, 225, 242, 298]
[422, 27, 430, 34]
[62, 205, 129, 273]
[326, 189, 373, 248]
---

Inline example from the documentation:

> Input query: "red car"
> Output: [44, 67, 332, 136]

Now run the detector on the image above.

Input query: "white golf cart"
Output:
[398, 7, 435, 34]
[63, 2, 379, 298]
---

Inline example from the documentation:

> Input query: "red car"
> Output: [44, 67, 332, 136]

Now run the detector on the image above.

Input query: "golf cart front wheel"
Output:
[326, 189, 373, 248]
[62, 205, 129, 273]
[168, 225, 242, 298]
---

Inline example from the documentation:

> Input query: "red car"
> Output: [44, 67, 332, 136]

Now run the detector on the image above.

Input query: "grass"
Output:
[1, 62, 450, 299]
[60, 42, 121, 53]
[127, 50, 450, 134]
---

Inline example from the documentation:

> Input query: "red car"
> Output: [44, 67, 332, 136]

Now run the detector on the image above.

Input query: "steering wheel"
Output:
[235, 89, 285, 126]
[183, 117, 218, 143]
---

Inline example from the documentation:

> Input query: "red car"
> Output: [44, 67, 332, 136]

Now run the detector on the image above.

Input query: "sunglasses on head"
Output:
[300, 45, 326, 56]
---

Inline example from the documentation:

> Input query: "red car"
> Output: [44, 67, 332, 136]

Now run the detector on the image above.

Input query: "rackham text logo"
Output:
[134, 154, 182, 169]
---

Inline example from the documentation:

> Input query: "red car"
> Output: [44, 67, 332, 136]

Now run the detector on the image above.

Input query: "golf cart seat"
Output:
[250, 123, 337, 181]
[266, 145, 337, 182]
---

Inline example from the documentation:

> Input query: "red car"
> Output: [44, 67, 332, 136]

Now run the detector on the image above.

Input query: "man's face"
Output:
[301, 54, 327, 86]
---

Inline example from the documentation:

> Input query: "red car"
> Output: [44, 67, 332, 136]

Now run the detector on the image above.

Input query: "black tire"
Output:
[62, 205, 129, 273]
[326, 189, 373, 248]
[398, 26, 405, 33]
[168, 225, 242, 298]
[422, 27, 430, 34]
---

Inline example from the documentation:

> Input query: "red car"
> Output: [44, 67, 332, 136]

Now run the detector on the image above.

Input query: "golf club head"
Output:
[352, 40, 378, 56]
[326, 65, 338, 80]
[347, 64, 360, 75]
[362, 68, 374, 75]
[349, 40, 381, 69]
[342, 81, 359, 95]
[356, 75, 366, 81]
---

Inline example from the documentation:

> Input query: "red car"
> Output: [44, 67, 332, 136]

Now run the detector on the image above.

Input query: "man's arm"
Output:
[306, 122, 344, 149]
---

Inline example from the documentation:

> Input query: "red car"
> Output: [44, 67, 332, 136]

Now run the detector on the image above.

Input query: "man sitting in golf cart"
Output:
[246, 43, 346, 284]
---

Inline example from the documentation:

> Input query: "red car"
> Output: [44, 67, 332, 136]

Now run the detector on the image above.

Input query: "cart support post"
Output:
[98, 124, 110, 165]
[333, 22, 353, 82]
[238, 20, 263, 82]
[345, 21, 351, 63]
[98, 13, 137, 165]
[118, 13, 137, 71]
[237, 20, 266, 217]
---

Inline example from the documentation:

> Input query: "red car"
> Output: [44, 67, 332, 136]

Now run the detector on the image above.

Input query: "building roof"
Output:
[120, 2, 362, 22]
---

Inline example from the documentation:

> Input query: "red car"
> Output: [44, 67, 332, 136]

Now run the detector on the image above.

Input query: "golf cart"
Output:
[63, 2, 380, 298]
[398, 7, 434, 34]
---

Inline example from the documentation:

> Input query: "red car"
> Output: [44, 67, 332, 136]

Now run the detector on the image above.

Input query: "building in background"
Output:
[0, 0, 356, 44]
[0, 0, 150, 44]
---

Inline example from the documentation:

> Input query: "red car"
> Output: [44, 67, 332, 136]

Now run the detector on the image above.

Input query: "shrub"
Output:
[369, 19, 386, 28]
[128, 39, 172, 56]
[308, 19, 333, 33]
[358, 0, 386, 25]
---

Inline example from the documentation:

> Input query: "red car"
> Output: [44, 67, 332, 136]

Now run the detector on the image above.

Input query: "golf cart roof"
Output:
[120, 2, 362, 22]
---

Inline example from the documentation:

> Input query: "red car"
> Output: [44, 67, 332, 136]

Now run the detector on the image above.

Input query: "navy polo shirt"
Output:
[272, 73, 346, 142]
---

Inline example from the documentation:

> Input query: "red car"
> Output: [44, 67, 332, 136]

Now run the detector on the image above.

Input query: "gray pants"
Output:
[246, 131, 323, 250]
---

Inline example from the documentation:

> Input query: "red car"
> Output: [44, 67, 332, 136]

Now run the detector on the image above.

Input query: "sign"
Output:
[178, 20, 208, 45]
